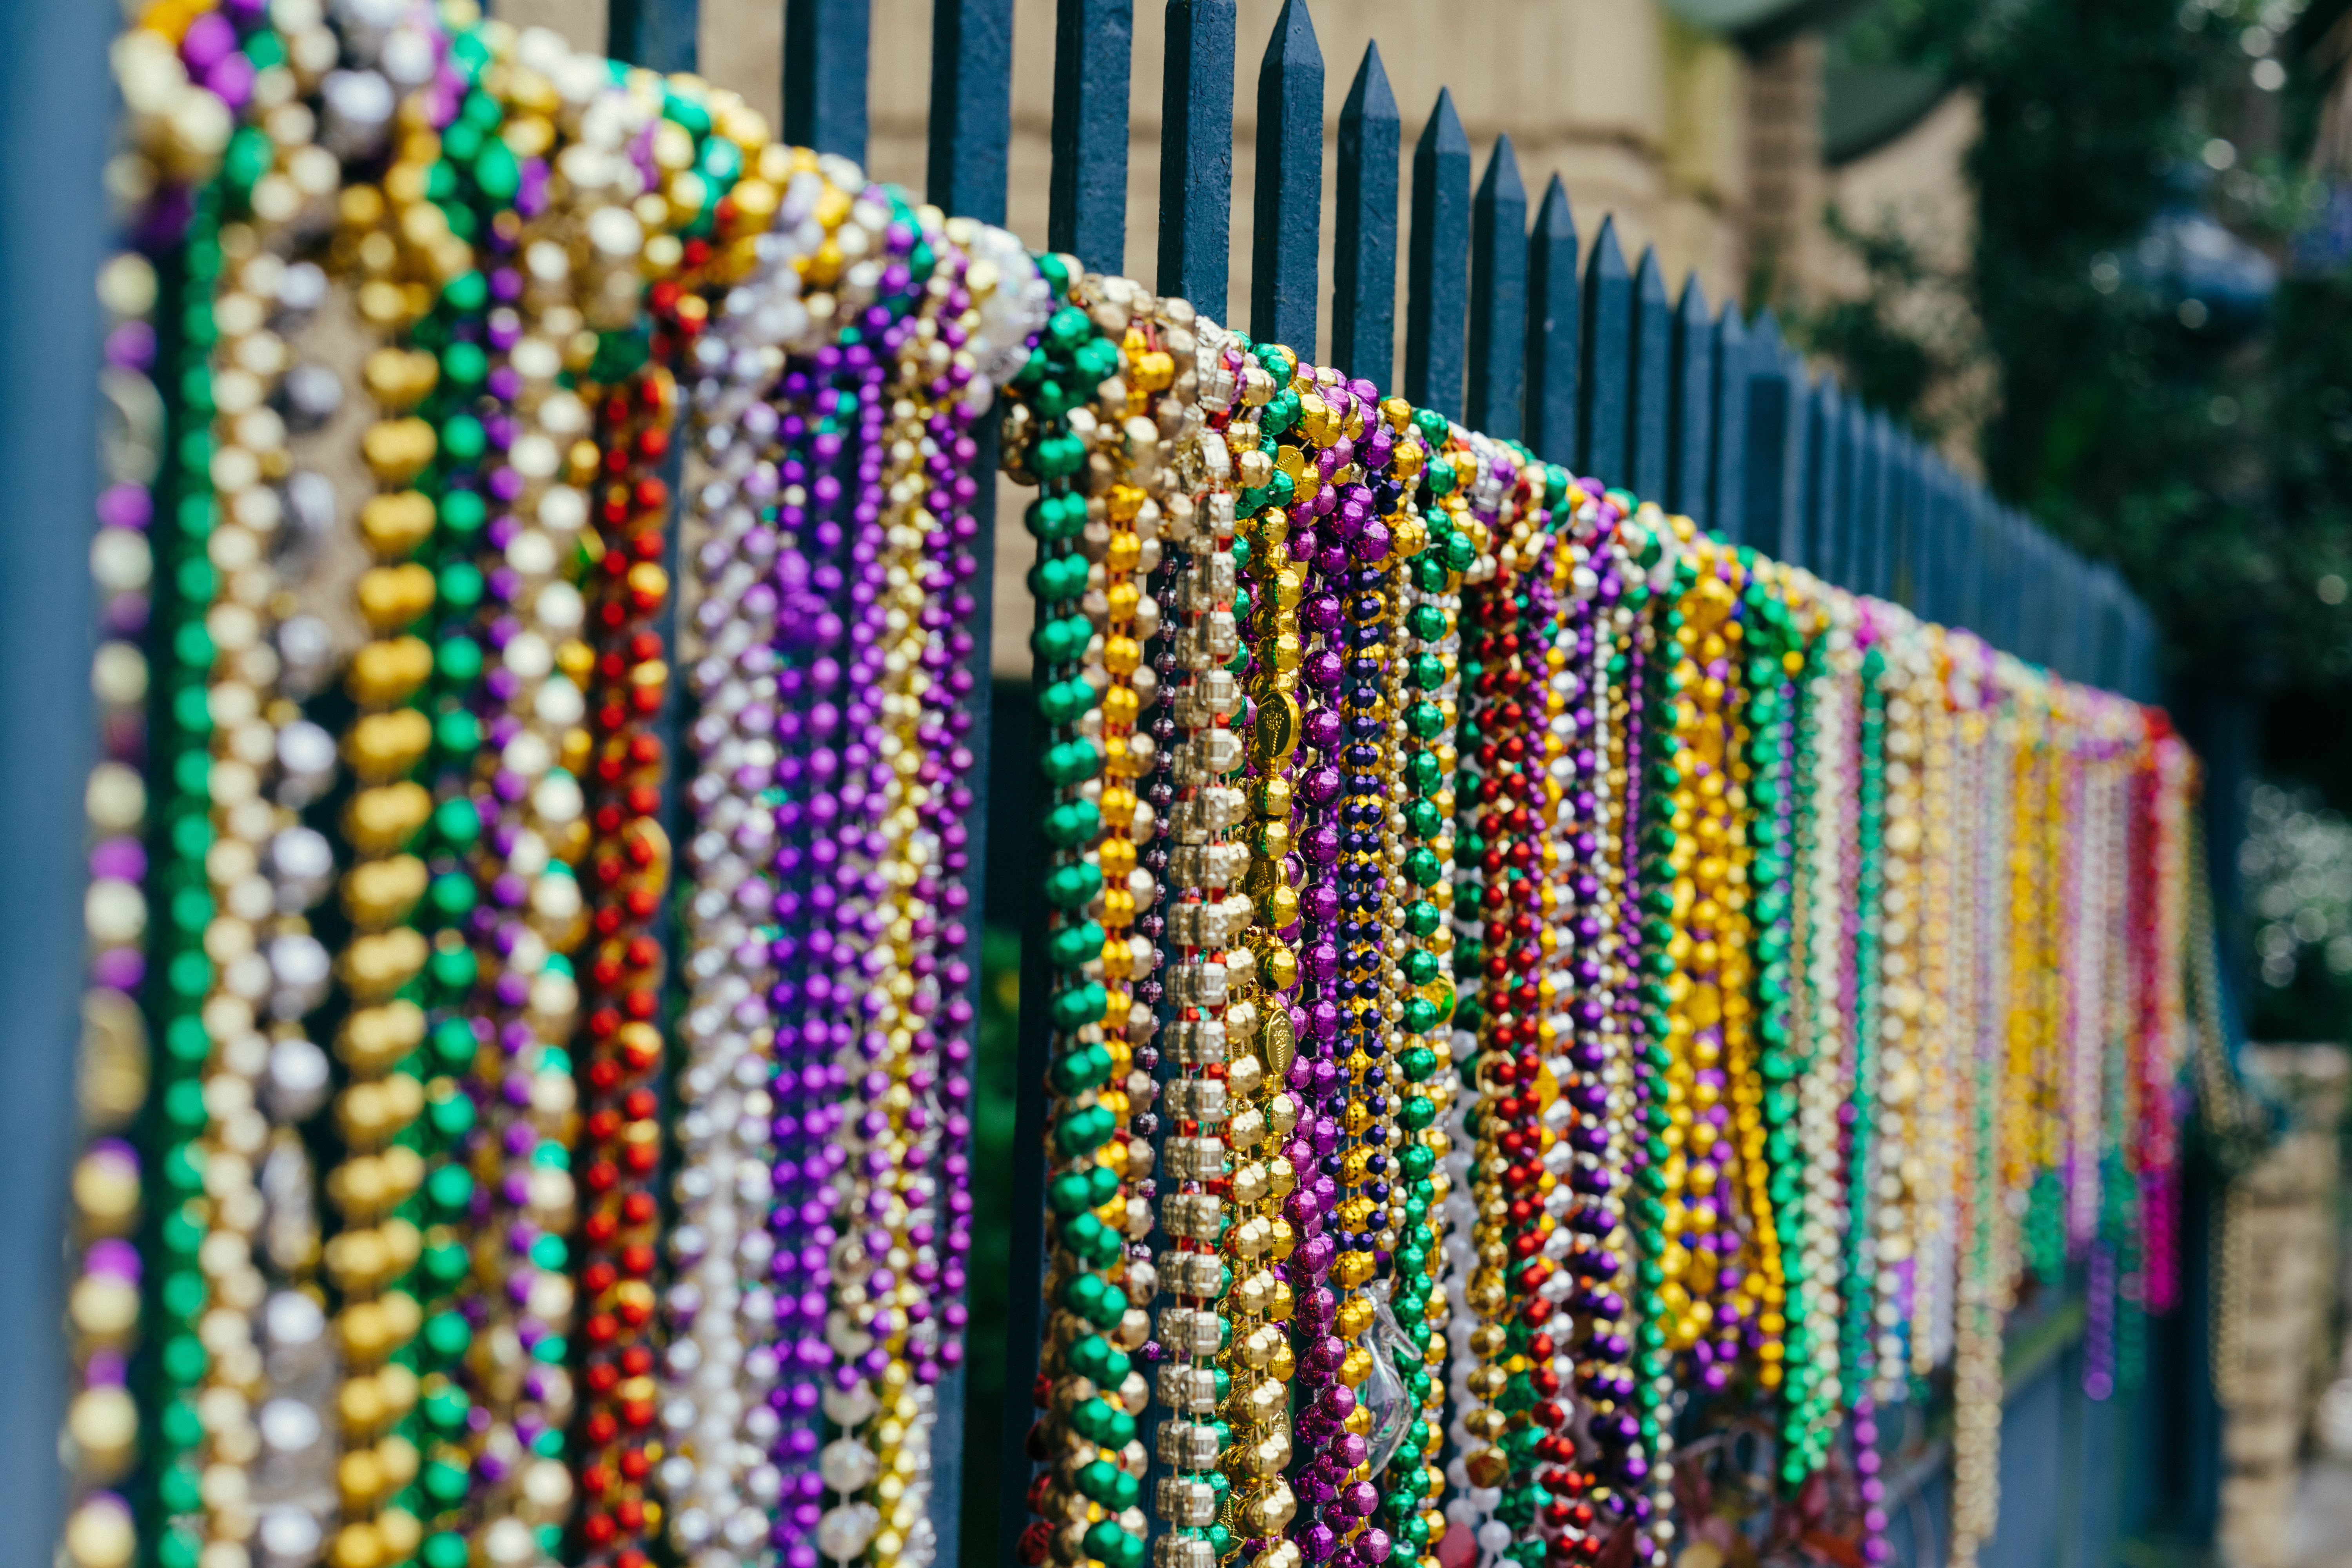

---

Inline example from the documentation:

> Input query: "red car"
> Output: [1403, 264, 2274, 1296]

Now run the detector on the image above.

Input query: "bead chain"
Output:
[1377, 411, 1458, 1568]
[1001, 263, 1161, 1568]
[1221, 330, 1308, 1568]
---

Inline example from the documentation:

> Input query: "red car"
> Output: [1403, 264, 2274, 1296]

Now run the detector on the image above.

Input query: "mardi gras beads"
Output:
[1446, 428, 1539, 1527]
[1530, 485, 1642, 1561]
[808, 192, 1003, 1568]
[1740, 563, 1807, 1412]
[63, 247, 176, 1568]
[1369, 407, 1453, 1568]
[571, 321, 677, 1568]
[1833, 637, 1887, 1420]
[1151, 309, 1253, 1568]
[1000, 264, 1161, 1568]
[1785, 602, 1853, 1480]
[1911, 628, 1960, 1379]
[1219, 337, 1308, 1568]
[1868, 618, 1929, 1404]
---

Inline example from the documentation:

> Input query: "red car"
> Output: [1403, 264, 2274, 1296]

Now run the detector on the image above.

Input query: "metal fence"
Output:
[607, 0, 2163, 706]
[0, 0, 2178, 1563]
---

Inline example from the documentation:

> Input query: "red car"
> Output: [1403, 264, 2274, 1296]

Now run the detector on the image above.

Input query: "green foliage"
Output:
[1798, 0, 2352, 687]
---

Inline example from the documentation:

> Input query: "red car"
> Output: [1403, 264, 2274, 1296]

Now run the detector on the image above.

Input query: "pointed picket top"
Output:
[1708, 299, 1747, 546]
[1157, 0, 1236, 316]
[1332, 40, 1399, 388]
[1626, 245, 1670, 499]
[1406, 87, 1471, 419]
[1578, 214, 1631, 485]
[1748, 306, 1788, 367]
[1251, 0, 1325, 351]
[1666, 268, 1710, 522]
[1467, 133, 1528, 438]
[1524, 172, 1579, 467]
[1802, 374, 1842, 577]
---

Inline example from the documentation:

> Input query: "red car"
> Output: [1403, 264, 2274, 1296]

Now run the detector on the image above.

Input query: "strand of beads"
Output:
[1589, 496, 1657, 1541]
[62, 246, 176, 1568]
[122, 169, 229, 1568]
[1371, 407, 1453, 1568]
[1912, 628, 1960, 1379]
[1479, 448, 1579, 1568]
[1221, 335, 1307, 1568]
[1433, 427, 1498, 1561]
[1248, 349, 1360, 1568]
[1835, 627, 1887, 1567]
[1699, 541, 1776, 1392]
[1311, 369, 1409, 1568]
[174, 20, 355, 1559]
[1617, 506, 1679, 1568]
[1000, 263, 1159, 1568]
[1740, 563, 1807, 1421]
[1539, 485, 1641, 1564]
[1871, 617, 1931, 1405]
[1448, 429, 1553, 1566]
[92, 76, 251, 1568]
[1947, 643, 2010, 1568]
[812, 192, 1005, 1568]
[1785, 599, 1853, 1481]
[645, 123, 821, 1568]
[1152, 309, 1252, 1568]
[454, 42, 612, 1568]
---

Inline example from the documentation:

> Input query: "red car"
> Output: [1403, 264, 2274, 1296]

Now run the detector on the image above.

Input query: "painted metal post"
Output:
[924, 0, 1018, 1552]
[1157, 0, 1235, 318]
[1802, 377, 1839, 580]
[610, 0, 698, 72]
[1524, 174, 1578, 468]
[1330, 42, 1398, 388]
[1625, 244, 1670, 501]
[1666, 274, 1712, 526]
[1466, 135, 1528, 439]
[1251, 0, 1324, 351]
[1741, 312, 1804, 566]
[1405, 89, 1469, 421]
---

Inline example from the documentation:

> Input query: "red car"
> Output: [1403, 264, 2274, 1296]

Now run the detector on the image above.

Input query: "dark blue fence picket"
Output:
[610, 0, 697, 72]
[1744, 312, 1804, 564]
[1252, 0, 1323, 348]
[1467, 136, 1528, 438]
[1579, 216, 1631, 485]
[1525, 174, 1579, 466]
[1626, 245, 1671, 501]
[1158, 0, 1236, 316]
[1332, 43, 1398, 387]
[1705, 300, 1745, 545]
[1666, 274, 1711, 525]
[784, 0, 870, 160]
[1406, 89, 1470, 421]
